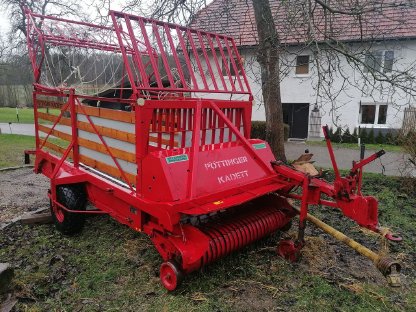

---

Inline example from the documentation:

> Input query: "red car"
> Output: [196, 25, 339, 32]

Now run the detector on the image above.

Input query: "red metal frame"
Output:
[25, 9, 396, 290]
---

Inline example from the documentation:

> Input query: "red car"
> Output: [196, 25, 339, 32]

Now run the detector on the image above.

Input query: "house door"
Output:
[282, 103, 310, 139]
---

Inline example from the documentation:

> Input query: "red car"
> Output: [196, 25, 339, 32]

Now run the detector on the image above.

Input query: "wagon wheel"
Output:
[160, 261, 184, 291]
[51, 184, 87, 235]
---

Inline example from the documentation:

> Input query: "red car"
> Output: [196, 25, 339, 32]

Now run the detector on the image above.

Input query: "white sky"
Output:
[0, 12, 10, 34]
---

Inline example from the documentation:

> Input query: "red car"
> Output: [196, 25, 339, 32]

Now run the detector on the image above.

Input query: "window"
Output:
[364, 50, 394, 73]
[223, 57, 242, 76]
[295, 55, 310, 75]
[361, 105, 376, 124]
[383, 51, 394, 73]
[378, 105, 388, 124]
[360, 103, 388, 125]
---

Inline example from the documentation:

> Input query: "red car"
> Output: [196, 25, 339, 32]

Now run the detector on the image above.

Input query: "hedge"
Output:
[251, 121, 289, 141]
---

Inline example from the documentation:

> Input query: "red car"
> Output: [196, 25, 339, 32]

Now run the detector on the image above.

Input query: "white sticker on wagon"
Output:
[165, 154, 189, 164]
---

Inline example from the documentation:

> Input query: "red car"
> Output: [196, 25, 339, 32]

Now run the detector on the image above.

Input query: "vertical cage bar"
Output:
[206, 35, 227, 91]
[163, 24, 187, 88]
[197, 32, 218, 90]
[138, 18, 163, 88]
[124, 16, 151, 89]
[224, 38, 244, 91]
[186, 29, 208, 90]
[152, 22, 175, 88]
[175, 26, 198, 89]
[215, 35, 236, 92]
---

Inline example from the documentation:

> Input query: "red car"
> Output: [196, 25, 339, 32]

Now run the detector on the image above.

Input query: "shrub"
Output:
[359, 128, 368, 144]
[250, 121, 289, 142]
[384, 131, 394, 145]
[328, 127, 334, 140]
[367, 128, 375, 144]
[283, 124, 290, 141]
[351, 128, 359, 143]
[341, 128, 352, 143]
[332, 127, 342, 143]
[251, 121, 266, 140]
[375, 131, 385, 144]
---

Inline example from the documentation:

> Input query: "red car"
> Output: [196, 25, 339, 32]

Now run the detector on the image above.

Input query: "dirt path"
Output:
[0, 168, 49, 226]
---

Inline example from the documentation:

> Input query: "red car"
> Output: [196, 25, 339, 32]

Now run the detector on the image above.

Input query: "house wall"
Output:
[240, 40, 416, 137]
[190, 40, 416, 138]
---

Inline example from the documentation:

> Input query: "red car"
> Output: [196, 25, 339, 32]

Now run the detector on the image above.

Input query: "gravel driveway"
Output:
[0, 168, 49, 226]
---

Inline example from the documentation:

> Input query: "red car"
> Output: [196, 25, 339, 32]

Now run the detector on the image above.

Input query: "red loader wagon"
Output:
[24, 9, 401, 290]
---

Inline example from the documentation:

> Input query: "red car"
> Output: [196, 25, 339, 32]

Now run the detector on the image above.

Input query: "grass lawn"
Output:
[0, 107, 36, 123]
[0, 107, 61, 124]
[306, 140, 404, 153]
[0, 134, 35, 167]
[0, 173, 414, 311]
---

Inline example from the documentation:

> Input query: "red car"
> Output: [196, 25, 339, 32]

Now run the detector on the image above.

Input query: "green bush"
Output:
[341, 128, 352, 143]
[328, 127, 334, 140]
[375, 131, 385, 144]
[332, 127, 342, 143]
[359, 128, 368, 143]
[250, 121, 289, 142]
[367, 128, 375, 144]
[283, 124, 289, 141]
[384, 131, 394, 145]
[351, 128, 358, 143]
[251, 121, 266, 140]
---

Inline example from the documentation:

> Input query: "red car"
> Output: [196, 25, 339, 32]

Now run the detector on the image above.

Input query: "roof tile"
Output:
[190, 0, 416, 46]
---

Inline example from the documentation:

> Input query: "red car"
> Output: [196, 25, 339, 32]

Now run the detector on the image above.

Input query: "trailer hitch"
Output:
[274, 125, 403, 286]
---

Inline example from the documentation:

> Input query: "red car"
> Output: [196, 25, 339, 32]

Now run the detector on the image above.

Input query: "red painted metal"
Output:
[25, 9, 396, 291]
[198, 202, 293, 268]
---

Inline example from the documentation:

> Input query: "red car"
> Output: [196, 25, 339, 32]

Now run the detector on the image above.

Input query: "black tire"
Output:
[51, 184, 87, 235]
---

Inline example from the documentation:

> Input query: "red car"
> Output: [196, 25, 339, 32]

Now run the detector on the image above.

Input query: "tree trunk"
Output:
[251, 0, 286, 161]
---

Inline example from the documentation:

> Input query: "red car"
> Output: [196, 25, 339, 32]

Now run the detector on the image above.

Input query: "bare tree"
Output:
[279, 0, 416, 126]
[0, 0, 90, 52]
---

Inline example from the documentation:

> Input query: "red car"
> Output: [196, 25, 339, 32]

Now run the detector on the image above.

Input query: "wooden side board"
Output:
[39, 139, 136, 185]
[37, 110, 178, 147]
[38, 124, 136, 163]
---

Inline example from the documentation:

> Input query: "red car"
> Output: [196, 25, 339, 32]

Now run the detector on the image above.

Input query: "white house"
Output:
[190, 0, 416, 139]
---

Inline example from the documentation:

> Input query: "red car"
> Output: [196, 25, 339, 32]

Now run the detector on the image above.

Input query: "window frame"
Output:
[363, 50, 395, 74]
[295, 55, 311, 76]
[360, 102, 389, 127]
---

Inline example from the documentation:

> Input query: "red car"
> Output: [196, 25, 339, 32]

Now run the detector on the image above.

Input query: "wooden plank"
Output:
[76, 105, 135, 123]
[39, 110, 178, 147]
[79, 154, 136, 185]
[78, 137, 136, 163]
[40, 139, 69, 155]
[39, 125, 136, 163]
[38, 111, 71, 126]
[40, 139, 136, 185]
[38, 124, 72, 141]
[39, 111, 136, 143]
[78, 121, 135, 144]
[20, 212, 52, 225]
